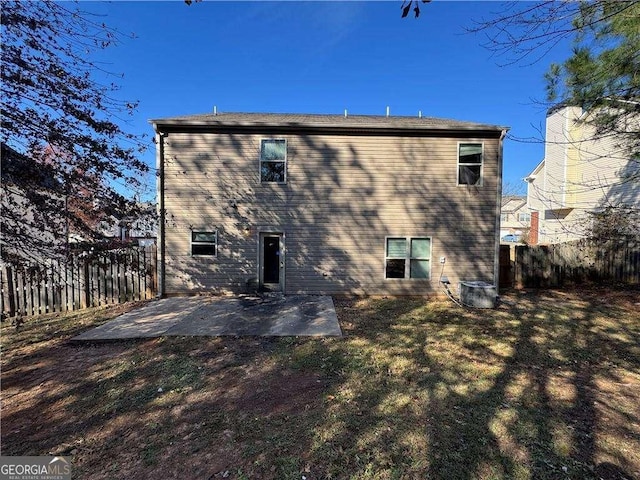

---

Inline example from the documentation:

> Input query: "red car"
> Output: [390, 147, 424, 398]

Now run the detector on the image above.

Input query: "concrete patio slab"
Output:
[72, 295, 342, 341]
[72, 297, 207, 340]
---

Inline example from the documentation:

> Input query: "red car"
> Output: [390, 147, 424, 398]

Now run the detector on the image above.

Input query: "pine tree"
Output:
[470, 1, 639, 161]
[545, 1, 640, 162]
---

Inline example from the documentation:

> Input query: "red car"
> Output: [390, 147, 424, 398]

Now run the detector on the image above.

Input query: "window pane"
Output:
[386, 259, 405, 278]
[459, 165, 481, 185]
[410, 259, 429, 278]
[192, 244, 216, 256]
[386, 238, 406, 258]
[410, 238, 430, 259]
[261, 161, 285, 182]
[459, 144, 482, 164]
[192, 232, 216, 242]
[261, 139, 286, 160]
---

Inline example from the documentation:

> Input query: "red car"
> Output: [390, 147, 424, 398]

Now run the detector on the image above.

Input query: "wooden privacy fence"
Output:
[512, 240, 640, 288]
[1, 245, 157, 319]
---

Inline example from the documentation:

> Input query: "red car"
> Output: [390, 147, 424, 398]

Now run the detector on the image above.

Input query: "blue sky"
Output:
[88, 1, 573, 200]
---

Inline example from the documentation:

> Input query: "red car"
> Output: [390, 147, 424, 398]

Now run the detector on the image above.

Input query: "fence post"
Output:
[152, 244, 158, 297]
[145, 246, 156, 299]
[514, 245, 523, 288]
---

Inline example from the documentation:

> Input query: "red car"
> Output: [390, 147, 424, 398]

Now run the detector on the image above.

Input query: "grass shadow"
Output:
[1, 289, 639, 479]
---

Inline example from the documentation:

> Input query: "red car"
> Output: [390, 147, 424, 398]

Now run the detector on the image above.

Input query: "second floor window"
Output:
[260, 139, 286, 183]
[501, 213, 509, 222]
[458, 143, 483, 186]
[518, 213, 531, 222]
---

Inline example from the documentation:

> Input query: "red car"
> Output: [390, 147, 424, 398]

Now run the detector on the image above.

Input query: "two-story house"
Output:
[151, 112, 508, 296]
[97, 202, 158, 247]
[500, 195, 530, 242]
[525, 105, 639, 244]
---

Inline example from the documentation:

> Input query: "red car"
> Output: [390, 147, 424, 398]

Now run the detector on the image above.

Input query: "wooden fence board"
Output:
[70, 259, 77, 311]
[0, 268, 7, 318]
[15, 267, 24, 316]
[512, 240, 640, 288]
[6, 267, 16, 317]
[25, 268, 33, 316]
[1, 245, 157, 319]
[0, 268, 5, 317]
[109, 255, 115, 305]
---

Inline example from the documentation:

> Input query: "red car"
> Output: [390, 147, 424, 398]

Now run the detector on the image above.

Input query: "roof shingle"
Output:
[150, 112, 507, 132]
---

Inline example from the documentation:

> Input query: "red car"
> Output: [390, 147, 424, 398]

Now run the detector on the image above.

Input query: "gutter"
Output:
[150, 123, 506, 139]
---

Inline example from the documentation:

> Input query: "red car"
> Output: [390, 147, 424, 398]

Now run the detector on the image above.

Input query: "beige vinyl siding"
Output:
[544, 111, 569, 209]
[527, 165, 546, 214]
[573, 124, 636, 209]
[162, 132, 500, 295]
[541, 105, 638, 212]
[564, 114, 582, 207]
[533, 107, 639, 244]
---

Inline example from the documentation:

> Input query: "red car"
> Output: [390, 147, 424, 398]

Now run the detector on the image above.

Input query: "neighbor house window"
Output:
[518, 213, 531, 222]
[260, 139, 286, 183]
[385, 237, 431, 279]
[458, 143, 483, 186]
[191, 231, 217, 256]
[501, 213, 509, 222]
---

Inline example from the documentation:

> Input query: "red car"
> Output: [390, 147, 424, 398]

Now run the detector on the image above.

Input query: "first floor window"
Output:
[458, 143, 483, 186]
[385, 237, 431, 279]
[260, 139, 286, 183]
[191, 231, 217, 256]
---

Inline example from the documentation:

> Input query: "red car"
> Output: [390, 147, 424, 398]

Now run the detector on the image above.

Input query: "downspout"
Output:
[154, 127, 167, 298]
[494, 128, 508, 289]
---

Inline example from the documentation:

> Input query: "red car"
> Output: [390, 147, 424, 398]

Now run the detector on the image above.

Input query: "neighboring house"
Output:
[1, 143, 63, 262]
[2, 143, 155, 263]
[151, 112, 508, 296]
[525, 105, 639, 244]
[98, 202, 158, 246]
[499, 195, 530, 241]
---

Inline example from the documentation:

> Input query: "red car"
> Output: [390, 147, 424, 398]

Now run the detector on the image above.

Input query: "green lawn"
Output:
[1, 289, 639, 480]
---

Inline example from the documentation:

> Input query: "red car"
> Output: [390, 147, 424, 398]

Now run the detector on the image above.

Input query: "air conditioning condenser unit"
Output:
[459, 281, 497, 309]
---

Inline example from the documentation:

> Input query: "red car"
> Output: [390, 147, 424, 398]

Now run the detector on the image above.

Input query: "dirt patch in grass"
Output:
[1, 288, 639, 480]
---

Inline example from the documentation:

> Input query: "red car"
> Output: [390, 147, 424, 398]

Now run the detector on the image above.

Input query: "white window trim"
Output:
[384, 236, 432, 280]
[518, 213, 531, 222]
[457, 142, 484, 186]
[259, 138, 287, 184]
[191, 230, 218, 257]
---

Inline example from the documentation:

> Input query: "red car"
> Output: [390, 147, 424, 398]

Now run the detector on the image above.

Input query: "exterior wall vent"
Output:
[459, 281, 497, 308]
